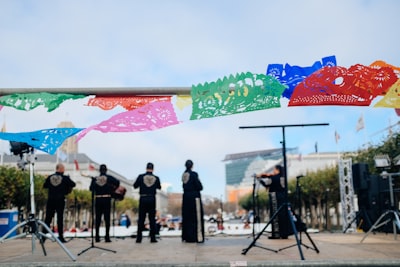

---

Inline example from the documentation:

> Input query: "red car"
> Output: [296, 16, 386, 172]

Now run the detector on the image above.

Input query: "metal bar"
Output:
[239, 123, 329, 129]
[0, 87, 192, 96]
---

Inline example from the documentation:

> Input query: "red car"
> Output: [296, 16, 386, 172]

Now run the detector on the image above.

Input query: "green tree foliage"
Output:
[238, 189, 268, 214]
[0, 165, 46, 212]
[67, 189, 92, 211]
[115, 197, 138, 214]
[346, 131, 400, 188]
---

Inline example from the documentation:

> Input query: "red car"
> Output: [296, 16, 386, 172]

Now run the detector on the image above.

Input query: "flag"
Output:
[74, 160, 80, 171]
[190, 72, 285, 120]
[0, 127, 84, 154]
[335, 130, 340, 144]
[76, 100, 180, 141]
[356, 115, 365, 132]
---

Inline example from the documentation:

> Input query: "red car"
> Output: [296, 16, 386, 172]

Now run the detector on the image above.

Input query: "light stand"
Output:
[360, 171, 400, 242]
[240, 123, 327, 260]
[78, 177, 116, 256]
[0, 147, 76, 261]
[250, 175, 260, 239]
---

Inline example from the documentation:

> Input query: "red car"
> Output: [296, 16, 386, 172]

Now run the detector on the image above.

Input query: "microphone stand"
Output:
[78, 176, 116, 256]
[250, 174, 260, 239]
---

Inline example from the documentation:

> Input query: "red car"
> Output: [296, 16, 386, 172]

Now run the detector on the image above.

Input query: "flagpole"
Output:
[335, 130, 341, 160]
[0, 118, 6, 166]
[363, 112, 369, 149]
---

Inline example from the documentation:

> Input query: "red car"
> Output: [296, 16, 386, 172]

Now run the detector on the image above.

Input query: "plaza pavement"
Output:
[0, 231, 400, 267]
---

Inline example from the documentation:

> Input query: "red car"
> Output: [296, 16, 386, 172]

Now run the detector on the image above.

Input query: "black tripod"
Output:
[246, 175, 278, 253]
[240, 123, 328, 260]
[250, 175, 261, 238]
[78, 177, 116, 256]
[361, 171, 400, 243]
[278, 176, 319, 253]
[343, 207, 372, 233]
[0, 148, 76, 261]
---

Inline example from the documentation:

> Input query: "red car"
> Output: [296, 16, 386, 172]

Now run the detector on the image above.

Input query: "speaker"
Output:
[352, 163, 369, 191]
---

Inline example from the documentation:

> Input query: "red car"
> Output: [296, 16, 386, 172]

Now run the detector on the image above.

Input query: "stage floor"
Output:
[0, 232, 400, 266]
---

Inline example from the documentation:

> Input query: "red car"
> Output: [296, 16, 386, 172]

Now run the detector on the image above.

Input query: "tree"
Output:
[115, 197, 138, 214]
[238, 190, 268, 221]
[346, 131, 400, 189]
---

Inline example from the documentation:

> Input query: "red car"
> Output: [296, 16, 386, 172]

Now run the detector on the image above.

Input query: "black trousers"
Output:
[95, 197, 111, 238]
[137, 196, 156, 241]
[269, 191, 290, 238]
[44, 198, 65, 237]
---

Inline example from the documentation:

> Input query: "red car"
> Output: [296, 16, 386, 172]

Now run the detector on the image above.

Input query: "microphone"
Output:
[296, 175, 304, 179]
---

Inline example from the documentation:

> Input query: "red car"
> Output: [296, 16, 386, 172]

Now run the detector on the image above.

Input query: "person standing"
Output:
[90, 164, 120, 243]
[43, 163, 76, 243]
[133, 162, 161, 243]
[181, 160, 204, 243]
[256, 164, 289, 239]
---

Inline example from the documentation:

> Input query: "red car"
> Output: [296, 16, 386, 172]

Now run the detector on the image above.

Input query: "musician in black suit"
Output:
[133, 162, 161, 243]
[256, 164, 289, 239]
[43, 163, 76, 243]
[90, 164, 120, 243]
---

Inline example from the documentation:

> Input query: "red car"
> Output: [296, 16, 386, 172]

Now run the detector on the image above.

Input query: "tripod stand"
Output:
[0, 149, 76, 261]
[250, 175, 261, 239]
[78, 176, 116, 256]
[343, 207, 372, 233]
[244, 175, 277, 253]
[278, 176, 319, 253]
[361, 171, 400, 243]
[240, 123, 328, 260]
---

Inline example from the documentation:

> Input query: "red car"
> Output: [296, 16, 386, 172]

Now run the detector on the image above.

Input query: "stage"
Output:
[0, 232, 399, 266]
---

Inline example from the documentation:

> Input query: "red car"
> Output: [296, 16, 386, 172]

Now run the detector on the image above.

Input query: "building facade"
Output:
[224, 148, 339, 204]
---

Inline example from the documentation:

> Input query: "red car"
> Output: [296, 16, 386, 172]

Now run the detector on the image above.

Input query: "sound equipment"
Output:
[356, 173, 398, 233]
[352, 163, 369, 192]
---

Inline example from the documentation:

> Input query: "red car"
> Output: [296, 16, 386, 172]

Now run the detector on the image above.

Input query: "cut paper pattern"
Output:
[370, 60, 400, 76]
[86, 96, 172, 110]
[0, 128, 84, 154]
[374, 79, 400, 108]
[0, 93, 86, 112]
[266, 55, 337, 99]
[289, 64, 398, 107]
[190, 72, 285, 120]
[76, 100, 180, 141]
[176, 95, 192, 110]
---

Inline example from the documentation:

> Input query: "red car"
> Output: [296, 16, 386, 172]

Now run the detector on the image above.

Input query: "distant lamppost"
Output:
[325, 188, 330, 231]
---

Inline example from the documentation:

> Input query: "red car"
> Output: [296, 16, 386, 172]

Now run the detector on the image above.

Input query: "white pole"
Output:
[29, 154, 35, 215]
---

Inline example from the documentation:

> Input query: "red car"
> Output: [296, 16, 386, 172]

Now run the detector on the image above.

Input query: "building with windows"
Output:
[223, 148, 339, 204]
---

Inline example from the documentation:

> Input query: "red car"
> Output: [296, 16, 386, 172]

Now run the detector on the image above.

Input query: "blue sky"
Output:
[0, 0, 399, 198]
